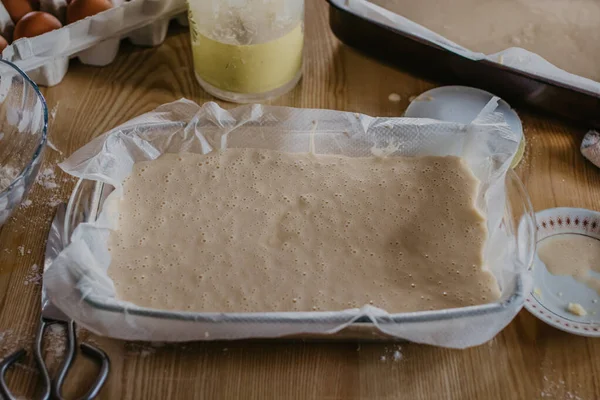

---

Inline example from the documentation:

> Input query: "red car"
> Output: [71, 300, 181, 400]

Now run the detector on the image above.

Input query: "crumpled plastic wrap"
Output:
[348, 0, 600, 95]
[45, 98, 531, 348]
[581, 131, 600, 169]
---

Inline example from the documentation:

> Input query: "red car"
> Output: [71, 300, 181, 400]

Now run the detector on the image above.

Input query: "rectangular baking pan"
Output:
[328, 0, 600, 128]
[63, 176, 528, 342]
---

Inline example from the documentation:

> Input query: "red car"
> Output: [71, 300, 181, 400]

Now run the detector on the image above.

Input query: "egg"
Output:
[0, 35, 8, 52]
[13, 11, 62, 40]
[1, 0, 35, 23]
[66, 0, 112, 24]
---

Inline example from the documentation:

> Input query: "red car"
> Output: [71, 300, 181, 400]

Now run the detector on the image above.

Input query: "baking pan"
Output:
[62, 170, 532, 344]
[327, 0, 600, 128]
[50, 100, 535, 347]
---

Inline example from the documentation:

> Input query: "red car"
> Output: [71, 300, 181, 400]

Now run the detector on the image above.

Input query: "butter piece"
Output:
[567, 303, 587, 317]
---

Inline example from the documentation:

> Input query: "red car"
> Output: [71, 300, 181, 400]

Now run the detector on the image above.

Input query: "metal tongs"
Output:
[0, 204, 110, 400]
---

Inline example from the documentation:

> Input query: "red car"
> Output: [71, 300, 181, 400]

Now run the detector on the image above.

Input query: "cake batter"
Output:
[107, 149, 499, 313]
[537, 234, 600, 295]
[371, 0, 600, 81]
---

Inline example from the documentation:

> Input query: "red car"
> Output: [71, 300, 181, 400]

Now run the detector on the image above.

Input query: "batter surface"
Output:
[107, 149, 499, 313]
[537, 234, 600, 295]
[371, 0, 600, 81]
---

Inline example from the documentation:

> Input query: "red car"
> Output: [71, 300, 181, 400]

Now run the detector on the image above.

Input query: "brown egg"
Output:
[1, 0, 34, 23]
[66, 0, 112, 24]
[13, 11, 63, 40]
[0, 35, 8, 52]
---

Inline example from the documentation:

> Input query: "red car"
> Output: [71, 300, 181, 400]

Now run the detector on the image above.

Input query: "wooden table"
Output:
[1, 1, 599, 399]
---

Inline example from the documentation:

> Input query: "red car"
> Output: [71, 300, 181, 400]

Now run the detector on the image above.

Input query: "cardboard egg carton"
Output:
[0, 0, 188, 86]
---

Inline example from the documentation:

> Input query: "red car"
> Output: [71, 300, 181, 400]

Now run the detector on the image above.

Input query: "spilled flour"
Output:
[34, 166, 65, 208]
[379, 344, 404, 363]
[0, 165, 18, 191]
[23, 264, 41, 286]
[36, 168, 58, 190]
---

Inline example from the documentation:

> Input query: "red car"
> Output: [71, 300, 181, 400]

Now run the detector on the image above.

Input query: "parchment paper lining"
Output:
[45, 99, 530, 348]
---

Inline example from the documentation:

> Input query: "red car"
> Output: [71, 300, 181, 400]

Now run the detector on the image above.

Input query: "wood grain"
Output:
[1, 0, 600, 399]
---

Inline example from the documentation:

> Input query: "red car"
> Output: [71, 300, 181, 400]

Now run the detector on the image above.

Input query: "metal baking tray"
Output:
[328, 0, 600, 128]
[62, 168, 534, 343]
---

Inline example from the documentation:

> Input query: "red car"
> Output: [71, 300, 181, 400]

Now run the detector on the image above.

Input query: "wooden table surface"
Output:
[1, 1, 599, 399]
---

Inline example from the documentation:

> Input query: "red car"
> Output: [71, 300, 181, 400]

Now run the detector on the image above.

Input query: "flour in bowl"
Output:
[107, 149, 499, 313]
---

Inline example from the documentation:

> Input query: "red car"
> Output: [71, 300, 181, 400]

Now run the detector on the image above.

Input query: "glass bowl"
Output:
[0, 59, 48, 226]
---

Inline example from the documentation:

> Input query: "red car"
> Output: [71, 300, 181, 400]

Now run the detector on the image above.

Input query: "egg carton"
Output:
[0, 0, 188, 86]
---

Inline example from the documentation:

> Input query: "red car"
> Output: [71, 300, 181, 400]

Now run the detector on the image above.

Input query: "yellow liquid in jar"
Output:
[191, 22, 304, 95]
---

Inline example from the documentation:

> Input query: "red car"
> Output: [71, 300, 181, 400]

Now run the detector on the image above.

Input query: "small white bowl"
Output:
[404, 85, 525, 168]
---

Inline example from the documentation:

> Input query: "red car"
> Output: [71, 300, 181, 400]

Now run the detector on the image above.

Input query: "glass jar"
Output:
[187, 0, 304, 103]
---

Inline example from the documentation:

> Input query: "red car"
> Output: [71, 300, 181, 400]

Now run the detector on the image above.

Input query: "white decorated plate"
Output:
[526, 208, 600, 336]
